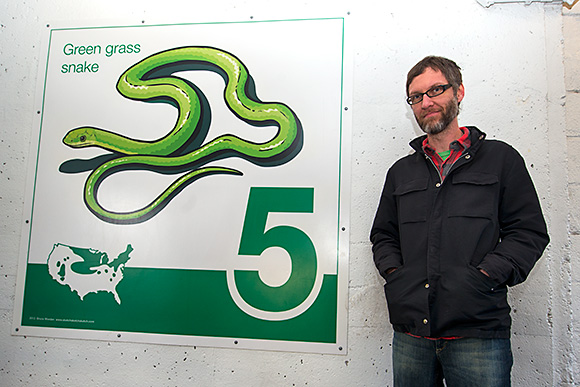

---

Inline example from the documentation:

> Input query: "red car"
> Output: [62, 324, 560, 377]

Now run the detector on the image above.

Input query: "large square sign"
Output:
[13, 16, 351, 354]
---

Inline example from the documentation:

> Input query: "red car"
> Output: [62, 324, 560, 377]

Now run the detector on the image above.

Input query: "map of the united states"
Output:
[47, 243, 132, 304]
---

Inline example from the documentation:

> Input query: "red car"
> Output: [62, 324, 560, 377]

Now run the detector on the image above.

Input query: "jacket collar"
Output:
[409, 126, 486, 155]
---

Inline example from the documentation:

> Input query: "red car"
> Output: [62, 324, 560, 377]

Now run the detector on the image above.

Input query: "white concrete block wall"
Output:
[0, 0, 575, 385]
[564, 3, 580, 385]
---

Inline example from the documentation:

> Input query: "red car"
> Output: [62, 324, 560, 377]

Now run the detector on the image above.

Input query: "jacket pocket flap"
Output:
[393, 178, 428, 196]
[452, 173, 498, 186]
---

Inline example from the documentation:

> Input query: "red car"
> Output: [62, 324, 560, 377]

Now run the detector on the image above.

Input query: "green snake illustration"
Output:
[62, 49, 203, 156]
[63, 46, 302, 224]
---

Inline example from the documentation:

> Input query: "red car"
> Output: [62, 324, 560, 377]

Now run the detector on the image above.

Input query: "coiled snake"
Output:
[62, 46, 302, 224]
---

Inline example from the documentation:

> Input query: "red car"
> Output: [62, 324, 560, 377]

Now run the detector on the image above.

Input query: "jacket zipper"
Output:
[426, 156, 444, 184]
[426, 151, 471, 185]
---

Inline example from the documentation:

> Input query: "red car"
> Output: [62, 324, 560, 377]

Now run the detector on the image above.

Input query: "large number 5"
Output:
[235, 187, 317, 312]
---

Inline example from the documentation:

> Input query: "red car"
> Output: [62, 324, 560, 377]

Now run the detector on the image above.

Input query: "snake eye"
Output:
[80, 135, 87, 142]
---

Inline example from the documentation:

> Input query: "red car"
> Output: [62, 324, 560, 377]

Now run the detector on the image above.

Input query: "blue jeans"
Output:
[392, 332, 513, 387]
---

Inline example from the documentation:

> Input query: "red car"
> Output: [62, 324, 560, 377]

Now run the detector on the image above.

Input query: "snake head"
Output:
[63, 128, 97, 148]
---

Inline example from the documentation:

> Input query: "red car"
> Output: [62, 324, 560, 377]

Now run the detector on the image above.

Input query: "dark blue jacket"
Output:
[370, 126, 549, 338]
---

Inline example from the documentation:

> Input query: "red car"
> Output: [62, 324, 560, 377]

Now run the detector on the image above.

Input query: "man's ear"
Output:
[457, 84, 465, 103]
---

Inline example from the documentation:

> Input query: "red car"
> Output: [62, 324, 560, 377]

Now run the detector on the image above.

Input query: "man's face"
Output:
[408, 67, 464, 135]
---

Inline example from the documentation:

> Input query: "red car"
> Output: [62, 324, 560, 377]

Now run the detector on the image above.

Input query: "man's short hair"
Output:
[406, 56, 463, 96]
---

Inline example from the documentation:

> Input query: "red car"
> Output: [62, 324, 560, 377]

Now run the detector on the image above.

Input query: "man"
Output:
[370, 56, 549, 386]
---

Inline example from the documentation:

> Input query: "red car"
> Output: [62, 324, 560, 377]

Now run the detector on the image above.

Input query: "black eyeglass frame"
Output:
[406, 84, 452, 105]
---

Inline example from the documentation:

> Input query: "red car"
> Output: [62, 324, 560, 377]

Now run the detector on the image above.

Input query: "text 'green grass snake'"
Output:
[62, 46, 303, 224]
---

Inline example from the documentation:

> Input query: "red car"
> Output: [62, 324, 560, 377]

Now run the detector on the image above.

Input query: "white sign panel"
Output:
[13, 17, 352, 354]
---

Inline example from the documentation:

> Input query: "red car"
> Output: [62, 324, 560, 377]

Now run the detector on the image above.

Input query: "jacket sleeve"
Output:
[477, 146, 550, 287]
[370, 169, 404, 279]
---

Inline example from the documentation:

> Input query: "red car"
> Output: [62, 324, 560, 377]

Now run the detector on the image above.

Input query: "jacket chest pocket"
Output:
[394, 178, 428, 223]
[447, 172, 499, 219]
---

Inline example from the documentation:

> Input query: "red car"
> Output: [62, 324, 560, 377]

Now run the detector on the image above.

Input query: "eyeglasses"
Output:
[406, 84, 452, 105]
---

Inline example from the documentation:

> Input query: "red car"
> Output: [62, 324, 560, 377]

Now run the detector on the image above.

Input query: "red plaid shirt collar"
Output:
[422, 127, 471, 181]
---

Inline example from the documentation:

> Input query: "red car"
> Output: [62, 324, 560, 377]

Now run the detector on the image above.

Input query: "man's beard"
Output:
[416, 96, 459, 135]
